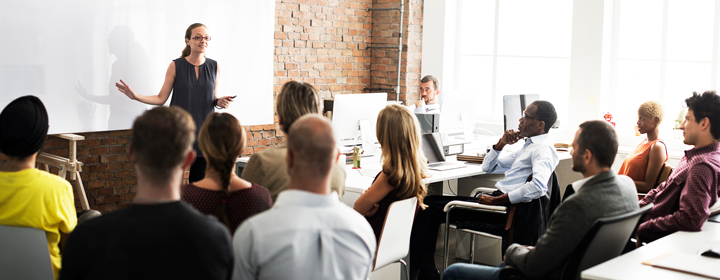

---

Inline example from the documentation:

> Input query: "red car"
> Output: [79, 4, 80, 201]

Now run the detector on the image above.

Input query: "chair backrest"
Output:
[560, 203, 654, 280]
[654, 164, 673, 187]
[372, 197, 418, 271]
[0, 224, 54, 279]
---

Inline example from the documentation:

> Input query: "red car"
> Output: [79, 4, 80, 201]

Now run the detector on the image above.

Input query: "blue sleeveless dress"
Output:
[170, 57, 217, 156]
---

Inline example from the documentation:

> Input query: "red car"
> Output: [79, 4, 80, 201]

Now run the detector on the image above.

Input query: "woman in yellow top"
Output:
[353, 104, 429, 241]
[618, 101, 668, 192]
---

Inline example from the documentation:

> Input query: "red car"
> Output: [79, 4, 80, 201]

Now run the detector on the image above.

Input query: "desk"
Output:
[581, 222, 720, 280]
[341, 156, 488, 207]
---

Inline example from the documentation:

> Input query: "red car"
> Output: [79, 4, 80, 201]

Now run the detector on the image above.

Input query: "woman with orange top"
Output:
[618, 101, 668, 193]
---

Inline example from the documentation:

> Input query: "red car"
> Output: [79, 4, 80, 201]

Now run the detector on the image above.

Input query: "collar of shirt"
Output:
[685, 142, 720, 160]
[524, 133, 552, 146]
[275, 189, 340, 208]
[571, 173, 599, 192]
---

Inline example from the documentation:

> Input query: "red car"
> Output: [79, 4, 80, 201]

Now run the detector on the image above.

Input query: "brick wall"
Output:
[0, 0, 425, 213]
[368, 0, 424, 103]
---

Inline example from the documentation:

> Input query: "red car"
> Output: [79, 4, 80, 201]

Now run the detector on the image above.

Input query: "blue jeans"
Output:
[441, 263, 504, 280]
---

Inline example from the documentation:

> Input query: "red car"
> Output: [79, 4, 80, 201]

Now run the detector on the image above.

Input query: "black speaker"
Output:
[416, 113, 440, 133]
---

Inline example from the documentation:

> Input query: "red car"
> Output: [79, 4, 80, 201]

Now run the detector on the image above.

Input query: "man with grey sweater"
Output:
[442, 120, 638, 280]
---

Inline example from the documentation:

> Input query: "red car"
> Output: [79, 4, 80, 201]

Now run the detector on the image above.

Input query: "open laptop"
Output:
[422, 133, 467, 171]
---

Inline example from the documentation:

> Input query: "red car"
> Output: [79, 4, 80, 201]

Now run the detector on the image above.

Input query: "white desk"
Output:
[341, 156, 487, 207]
[341, 151, 573, 207]
[581, 222, 720, 280]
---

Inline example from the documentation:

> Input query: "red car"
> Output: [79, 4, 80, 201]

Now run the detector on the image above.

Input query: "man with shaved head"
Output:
[232, 115, 376, 280]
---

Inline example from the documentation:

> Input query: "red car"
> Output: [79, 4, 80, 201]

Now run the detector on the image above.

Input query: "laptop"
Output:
[421, 133, 467, 171]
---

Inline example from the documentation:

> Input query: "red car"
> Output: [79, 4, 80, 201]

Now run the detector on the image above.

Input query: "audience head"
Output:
[376, 104, 428, 208]
[681, 91, 720, 145]
[637, 101, 664, 135]
[286, 114, 337, 193]
[419, 75, 440, 105]
[130, 106, 196, 185]
[198, 112, 246, 230]
[519, 100, 557, 137]
[277, 80, 321, 134]
[571, 120, 618, 175]
[0, 96, 48, 160]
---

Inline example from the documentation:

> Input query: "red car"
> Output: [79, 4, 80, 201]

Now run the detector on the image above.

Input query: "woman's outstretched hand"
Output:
[116, 79, 137, 100]
[216, 95, 234, 109]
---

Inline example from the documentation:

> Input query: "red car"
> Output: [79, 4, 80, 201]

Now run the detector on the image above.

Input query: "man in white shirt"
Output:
[412, 75, 441, 113]
[410, 101, 559, 280]
[232, 114, 376, 280]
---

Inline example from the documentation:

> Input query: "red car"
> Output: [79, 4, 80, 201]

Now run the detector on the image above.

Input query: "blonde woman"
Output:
[618, 101, 668, 192]
[354, 104, 429, 241]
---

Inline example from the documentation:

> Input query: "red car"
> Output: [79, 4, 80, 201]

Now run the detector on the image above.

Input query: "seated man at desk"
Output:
[409, 100, 559, 280]
[412, 75, 441, 113]
[638, 91, 720, 243]
[443, 120, 639, 280]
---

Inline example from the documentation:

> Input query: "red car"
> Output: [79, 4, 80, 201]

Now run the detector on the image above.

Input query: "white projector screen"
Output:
[0, 0, 275, 134]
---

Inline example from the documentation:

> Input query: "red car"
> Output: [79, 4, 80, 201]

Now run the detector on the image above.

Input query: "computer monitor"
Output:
[438, 89, 480, 139]
[503, 94, 540, 131]
[331, 92, 388, 151]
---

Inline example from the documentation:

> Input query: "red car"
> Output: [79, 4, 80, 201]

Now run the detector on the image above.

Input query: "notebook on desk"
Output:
[643, 252, 720, 279]
[422, 133, 466, 171]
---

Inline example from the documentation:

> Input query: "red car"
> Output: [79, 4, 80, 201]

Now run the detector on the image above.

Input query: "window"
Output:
[604, 0, 718, 135]
[453, 0, 573, 127]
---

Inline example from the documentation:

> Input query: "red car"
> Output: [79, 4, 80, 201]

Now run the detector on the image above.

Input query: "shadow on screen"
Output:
[76, 25, 149, 130]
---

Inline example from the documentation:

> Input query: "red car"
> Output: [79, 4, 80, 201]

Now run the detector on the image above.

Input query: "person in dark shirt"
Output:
[59, 107, 233, 280]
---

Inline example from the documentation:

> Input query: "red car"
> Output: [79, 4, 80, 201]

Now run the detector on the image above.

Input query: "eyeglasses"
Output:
[191, 36, 212, 41]
[523, 114, 537, 120]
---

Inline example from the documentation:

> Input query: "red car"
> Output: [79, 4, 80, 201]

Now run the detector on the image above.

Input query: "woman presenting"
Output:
[116, 23, 233, 182]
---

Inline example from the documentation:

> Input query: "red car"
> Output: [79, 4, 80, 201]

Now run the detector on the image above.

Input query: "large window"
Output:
[453, 0, 573, 127]
[432, 0, 720, 147]
[603, 0, 720, 136]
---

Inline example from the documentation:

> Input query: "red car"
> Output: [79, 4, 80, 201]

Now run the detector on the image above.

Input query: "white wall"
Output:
[0, 0, 275, 134]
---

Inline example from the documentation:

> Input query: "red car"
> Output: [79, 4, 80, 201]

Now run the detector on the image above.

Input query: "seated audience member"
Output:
[0, 96, 77, 279]
[242, 81, 346, 201]
[638, 91, 720, 243]
[443, 120, 639, 280]
[353, 104, 428, 241]
[233, 115, 375, 280]
[182, 112, 272, 233]
[60, 107, 233, 280]
[618, 101, 668, 192]
[413, 75, 441, 113]
[410, 100, 559, 280]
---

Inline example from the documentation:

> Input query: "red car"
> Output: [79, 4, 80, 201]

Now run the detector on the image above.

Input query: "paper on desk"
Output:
[642, 252, 720, 279]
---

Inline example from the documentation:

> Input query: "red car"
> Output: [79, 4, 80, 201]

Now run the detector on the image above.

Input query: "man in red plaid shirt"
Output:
[638, 91, 720, 243]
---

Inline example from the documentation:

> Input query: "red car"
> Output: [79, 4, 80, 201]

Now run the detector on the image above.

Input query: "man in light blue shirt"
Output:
[478, 100, 560, 205]
[409, 101, 559, 280]
[232, 115, 376, 280]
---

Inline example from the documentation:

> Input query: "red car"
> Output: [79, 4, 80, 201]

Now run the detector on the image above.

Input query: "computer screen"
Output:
[331, 93, 388, 146]
[503, 94, 540, 131]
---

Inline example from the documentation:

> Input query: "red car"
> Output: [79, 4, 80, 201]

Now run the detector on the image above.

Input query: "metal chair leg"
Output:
[399, 258, 408, 280]
[470, 233, 476, 264]
[443, 208, 452, 270]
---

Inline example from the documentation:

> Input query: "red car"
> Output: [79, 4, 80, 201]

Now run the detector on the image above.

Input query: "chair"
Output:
[638, 164, 673, 200]
[499, 203, 654, 280]
[371, 197, 419, 277]
[442, 172, 560, 270]
[0, 224, 54, 280]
